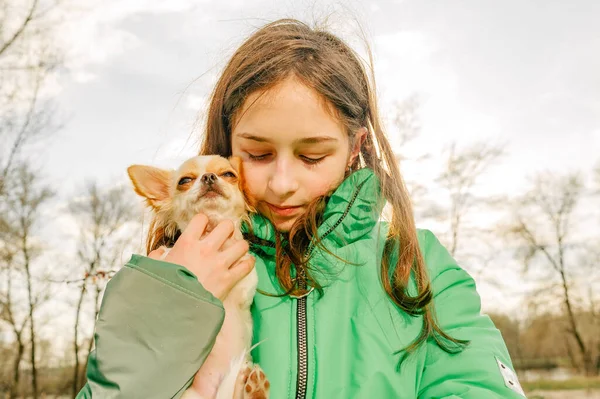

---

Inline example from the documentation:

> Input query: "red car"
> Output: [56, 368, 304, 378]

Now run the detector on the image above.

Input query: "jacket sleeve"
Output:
[76, 254, 225, 399]
[417, 230, 527, 399]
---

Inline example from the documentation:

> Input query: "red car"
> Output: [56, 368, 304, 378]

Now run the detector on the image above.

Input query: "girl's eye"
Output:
[178, 177, 194, 185]
[248, 153, 270, 161]
[221, 171, 236, 178]
[301, 155, 326, 165]
[247, 152, 325, 165]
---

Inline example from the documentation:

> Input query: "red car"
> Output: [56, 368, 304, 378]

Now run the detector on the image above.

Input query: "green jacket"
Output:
[78, 169, 526, 398]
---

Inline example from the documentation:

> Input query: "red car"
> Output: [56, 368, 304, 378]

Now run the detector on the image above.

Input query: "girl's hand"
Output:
[148, 213, 254, 301]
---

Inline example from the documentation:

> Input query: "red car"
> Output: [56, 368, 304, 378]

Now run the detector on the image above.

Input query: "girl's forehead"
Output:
[233, 77, 345, 143]
[244, 77, 324, 111]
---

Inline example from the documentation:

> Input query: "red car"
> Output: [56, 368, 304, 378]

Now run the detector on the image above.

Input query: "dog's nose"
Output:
[201, 173, 218, 185]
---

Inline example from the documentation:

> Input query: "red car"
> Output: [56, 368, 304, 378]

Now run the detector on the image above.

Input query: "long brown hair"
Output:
[188, 19, 467, 362]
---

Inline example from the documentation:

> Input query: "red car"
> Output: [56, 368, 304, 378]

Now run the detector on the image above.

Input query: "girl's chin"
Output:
[269, 217, 297, 233]
[257, 212, 298, 232]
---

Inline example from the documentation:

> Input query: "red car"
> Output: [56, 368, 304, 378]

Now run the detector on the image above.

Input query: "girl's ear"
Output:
[228, 156, 257, 213]
[348, 127, 367, 167]
[127, 165, 173, 209]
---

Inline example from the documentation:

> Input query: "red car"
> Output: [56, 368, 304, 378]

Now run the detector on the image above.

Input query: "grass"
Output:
[522, 376, 600, 391]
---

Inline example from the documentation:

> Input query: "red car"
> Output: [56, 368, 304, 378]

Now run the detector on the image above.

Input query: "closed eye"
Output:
[248, 153, 325, 164]
[248, 153, 270, 161]
[301, 155, 326, 165]
[221, 171, 236, 178]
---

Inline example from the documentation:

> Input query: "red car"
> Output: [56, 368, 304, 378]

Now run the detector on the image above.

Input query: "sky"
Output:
[42, 0, 600, 191]
[7, 0, 600, 327]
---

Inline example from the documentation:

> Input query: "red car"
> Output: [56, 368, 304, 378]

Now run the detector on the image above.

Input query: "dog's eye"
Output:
[221, 171, 236, 178]
[178, 177, 194, 185]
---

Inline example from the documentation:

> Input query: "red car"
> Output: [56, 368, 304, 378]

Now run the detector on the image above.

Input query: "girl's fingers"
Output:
[228, 256, 255, 281]
[202, 219, 235, 249]
[220, 240, 250, 268]
[180, 213, 209, 241]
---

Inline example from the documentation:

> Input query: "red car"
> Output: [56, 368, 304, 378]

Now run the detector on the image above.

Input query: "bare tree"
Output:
[0, 0, 64, 194]
[0, 163, 54, 398]
[0, 0, 64, 73]
[388, 95, 435, 221]
[389, 99, 506, 274]
[0, 247, 30, 399]
[434, 142, 505, 257]
[68, 181, 139, 397]
[392, 95, 423, 162]
[503, 171, 599, 375]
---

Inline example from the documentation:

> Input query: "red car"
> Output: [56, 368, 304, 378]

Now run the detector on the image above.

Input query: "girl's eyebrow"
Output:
[236, 132, 338, 144]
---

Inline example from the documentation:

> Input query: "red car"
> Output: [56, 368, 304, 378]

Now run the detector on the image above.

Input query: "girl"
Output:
[77, 19, 525, 398]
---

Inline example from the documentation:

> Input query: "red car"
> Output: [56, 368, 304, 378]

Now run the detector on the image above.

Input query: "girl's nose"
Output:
[268, 158, 299, 198]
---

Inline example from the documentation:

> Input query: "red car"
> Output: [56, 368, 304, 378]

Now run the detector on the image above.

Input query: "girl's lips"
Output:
[266, 203, 302, 217]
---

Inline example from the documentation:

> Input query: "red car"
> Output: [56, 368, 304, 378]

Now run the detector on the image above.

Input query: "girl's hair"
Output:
[153, 18, 466, 362]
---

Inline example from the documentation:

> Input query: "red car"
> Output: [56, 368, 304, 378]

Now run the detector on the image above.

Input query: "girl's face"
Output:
[231, 76, 361, 232]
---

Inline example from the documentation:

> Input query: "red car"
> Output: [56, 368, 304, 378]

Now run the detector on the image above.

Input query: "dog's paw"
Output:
[233, 363, 252, 399]
[242, 364, 270, 399]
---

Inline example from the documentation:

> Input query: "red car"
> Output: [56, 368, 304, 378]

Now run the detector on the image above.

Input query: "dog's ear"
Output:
[127, 165, 173, 209]
[229, 156, 243, 174]
[228, 156, 257, 213]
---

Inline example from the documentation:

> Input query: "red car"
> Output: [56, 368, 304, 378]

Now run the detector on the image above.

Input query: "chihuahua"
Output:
[127, 155, 269, 399]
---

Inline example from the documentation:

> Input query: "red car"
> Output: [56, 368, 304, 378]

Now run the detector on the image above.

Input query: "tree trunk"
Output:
[565, 339, 579, 371]
[560, 269, 594, 375]
[10, 336, 25, 399]
[449, 208, 460, 257]
[24, 256, 38, 399]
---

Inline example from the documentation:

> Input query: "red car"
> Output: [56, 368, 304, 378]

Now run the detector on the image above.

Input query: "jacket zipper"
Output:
[248, 179, 367, 399]
[295, 277, 309, 399]
[293, 179, 366, 399]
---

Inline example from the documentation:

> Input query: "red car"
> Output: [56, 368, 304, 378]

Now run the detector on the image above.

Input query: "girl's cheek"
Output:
[242, 171, 264, 198]
[310, 177, 338, 198]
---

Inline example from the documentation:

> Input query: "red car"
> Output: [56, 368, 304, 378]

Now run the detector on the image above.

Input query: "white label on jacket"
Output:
[496, 357, 526, 397]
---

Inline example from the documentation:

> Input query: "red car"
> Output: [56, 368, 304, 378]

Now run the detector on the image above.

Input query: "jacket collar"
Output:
[243, 168, 384, 251]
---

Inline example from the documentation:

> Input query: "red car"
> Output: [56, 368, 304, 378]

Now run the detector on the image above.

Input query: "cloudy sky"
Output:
[44, 0, 600, 187]
[23, 0, 600, 315]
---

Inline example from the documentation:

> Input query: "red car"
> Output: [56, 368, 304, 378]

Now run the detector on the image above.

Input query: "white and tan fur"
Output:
[127, 155, 269, 399]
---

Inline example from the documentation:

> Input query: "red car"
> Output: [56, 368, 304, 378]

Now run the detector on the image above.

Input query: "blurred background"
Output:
[1, 0, 599, 397]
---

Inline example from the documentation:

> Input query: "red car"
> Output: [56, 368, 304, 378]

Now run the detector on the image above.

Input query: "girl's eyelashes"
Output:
[300, 155, 326, 165]
[247, 153, 271, 161]
[246, 152, 326, 165]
